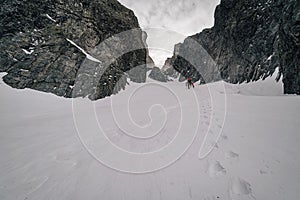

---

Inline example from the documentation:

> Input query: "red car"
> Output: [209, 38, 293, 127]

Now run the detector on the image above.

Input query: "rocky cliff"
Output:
[166, 0, 300, 94]
[0, 0, 150, 99]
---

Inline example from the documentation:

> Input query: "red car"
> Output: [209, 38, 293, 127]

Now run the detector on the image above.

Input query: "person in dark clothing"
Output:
[186, 77, 194, 89]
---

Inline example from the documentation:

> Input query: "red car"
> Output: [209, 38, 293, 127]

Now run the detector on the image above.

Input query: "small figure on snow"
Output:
[186, 77, 194, 89]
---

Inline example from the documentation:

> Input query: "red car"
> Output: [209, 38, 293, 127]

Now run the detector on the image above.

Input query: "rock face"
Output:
[167, 0, 300, 94]
[0, 0, 150, 99]
[148, 67, 168, 82]
[161, 58, 179, 79]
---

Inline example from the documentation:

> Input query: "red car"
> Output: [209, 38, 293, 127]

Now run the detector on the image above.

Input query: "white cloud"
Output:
[118, 0, 220, 67]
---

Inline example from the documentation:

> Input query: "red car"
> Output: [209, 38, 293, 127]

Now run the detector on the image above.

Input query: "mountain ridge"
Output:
[0, 0, 151, 100]
[165, 0, 299, 94]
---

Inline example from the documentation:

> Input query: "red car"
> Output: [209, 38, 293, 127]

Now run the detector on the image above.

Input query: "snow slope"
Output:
[0, 73, 300, 200]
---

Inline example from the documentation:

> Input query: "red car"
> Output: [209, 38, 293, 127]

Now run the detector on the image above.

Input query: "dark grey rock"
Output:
[0, 0, 150, 100]
[148, 67, 168, 82]
[163, 67, 179, 79]
[167, 0, 300, 94]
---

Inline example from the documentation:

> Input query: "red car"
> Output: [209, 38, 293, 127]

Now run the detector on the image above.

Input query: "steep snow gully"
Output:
[1, 71, 300, 199]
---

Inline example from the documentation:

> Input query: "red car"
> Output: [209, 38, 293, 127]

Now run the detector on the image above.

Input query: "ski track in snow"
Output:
[0, 72, 300, 200]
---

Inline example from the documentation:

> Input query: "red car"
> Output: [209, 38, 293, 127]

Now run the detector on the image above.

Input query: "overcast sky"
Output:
[118, 0, 220, 67]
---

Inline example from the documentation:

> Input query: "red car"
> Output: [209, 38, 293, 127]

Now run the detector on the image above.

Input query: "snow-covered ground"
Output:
[0, 72, 300, 200]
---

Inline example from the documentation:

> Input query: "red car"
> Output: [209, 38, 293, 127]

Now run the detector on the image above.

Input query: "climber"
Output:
[186, 77, 194, 89]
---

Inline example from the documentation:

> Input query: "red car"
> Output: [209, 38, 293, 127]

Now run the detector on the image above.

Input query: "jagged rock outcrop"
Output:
[146, 51, 155, 70]
[167, 0, 300, 94]
[148, 67, 168, 82]
[0, 0, 150, 99]
[161, 58, 179, 79]
[148, 57, 179, 82]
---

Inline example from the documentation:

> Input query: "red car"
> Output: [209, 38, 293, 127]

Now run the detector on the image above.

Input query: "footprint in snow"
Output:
[209, 141, 219, 149]
[208, 161, 226, 178]
[220, 135, 228, 140]
[259, 169, 268, 174]
[225, 151, 239, 159]
[202, 195, 221, 200]
[229, 177, 254, 199]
